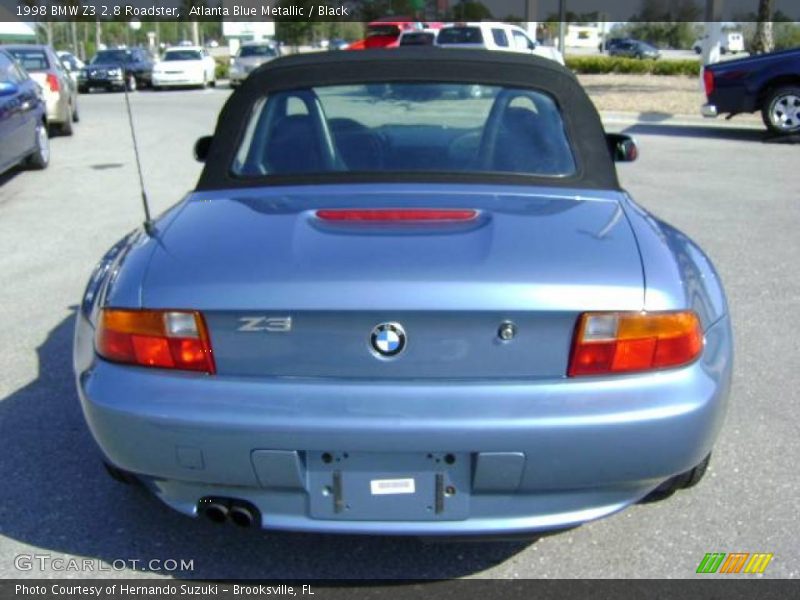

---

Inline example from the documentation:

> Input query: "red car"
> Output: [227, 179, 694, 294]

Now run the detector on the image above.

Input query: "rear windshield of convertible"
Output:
[164, 50, 202, 61]
[232, 83, 576, 179]
[6, 48, 50, 71]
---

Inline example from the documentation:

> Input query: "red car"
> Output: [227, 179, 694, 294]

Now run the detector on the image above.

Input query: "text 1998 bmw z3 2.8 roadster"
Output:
[74, 49, 732, 537]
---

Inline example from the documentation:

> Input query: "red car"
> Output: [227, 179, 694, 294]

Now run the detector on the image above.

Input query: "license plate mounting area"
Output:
[307, 451, 470, 521]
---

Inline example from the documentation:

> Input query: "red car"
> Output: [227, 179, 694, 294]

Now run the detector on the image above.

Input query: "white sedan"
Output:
[152, 46, 216, 89]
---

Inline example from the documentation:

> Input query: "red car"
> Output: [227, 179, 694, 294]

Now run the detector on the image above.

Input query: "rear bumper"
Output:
[74, 313, 732, 535]
[701, 103, 719, 118]
[153, 73, 203, 86]
[44, 92, 67, 124]
[80, 78, 124, 90]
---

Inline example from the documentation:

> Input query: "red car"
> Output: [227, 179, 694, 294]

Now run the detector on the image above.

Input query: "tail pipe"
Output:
[229, 504, 256, 528]
[198, 498, 229, 524]
[197, 497, 260, 528]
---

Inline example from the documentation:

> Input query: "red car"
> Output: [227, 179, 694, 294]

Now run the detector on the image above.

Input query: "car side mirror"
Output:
[0, 81, 19, 97]
[607, 133, 638, 162]
[194, 135, 213, 162]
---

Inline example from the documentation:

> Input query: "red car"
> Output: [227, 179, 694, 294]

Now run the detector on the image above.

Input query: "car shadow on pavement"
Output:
[0, 311, 533, 579]
[621, 123, 769, 143]
[0, 167, 22, 189]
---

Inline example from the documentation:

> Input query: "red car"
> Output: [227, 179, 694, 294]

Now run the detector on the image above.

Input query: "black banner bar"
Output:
[2, 580, 800, 600]
[2, 0, 800, 23]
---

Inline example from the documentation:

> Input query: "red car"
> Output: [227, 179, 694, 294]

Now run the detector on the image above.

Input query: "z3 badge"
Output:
[237, 316, 292, 332]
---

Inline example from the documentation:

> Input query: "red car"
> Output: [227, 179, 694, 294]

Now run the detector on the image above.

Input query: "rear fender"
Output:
[757, 74, 800, 108]
[620, 195, 728, 331]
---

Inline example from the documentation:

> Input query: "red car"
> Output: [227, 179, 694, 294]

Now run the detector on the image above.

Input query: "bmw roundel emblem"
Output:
[370, 322, 407, 358]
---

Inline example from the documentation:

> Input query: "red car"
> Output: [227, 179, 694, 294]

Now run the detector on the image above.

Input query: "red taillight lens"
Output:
[568, 311, 703, 377]
[315, 209, 477, 222]
[703, 69, 715, 97]
[96, 309, 215, 374]
[46, 73, 60, 92]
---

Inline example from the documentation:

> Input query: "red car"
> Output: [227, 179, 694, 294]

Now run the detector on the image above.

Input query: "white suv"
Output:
[436, 22, 565, 65]
[693, 32, 745, 55]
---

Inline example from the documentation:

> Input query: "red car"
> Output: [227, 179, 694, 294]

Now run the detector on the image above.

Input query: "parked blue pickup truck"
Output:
[702, 47, 800, 135]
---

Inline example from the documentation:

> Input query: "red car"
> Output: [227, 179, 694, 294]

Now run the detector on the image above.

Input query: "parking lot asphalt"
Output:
[0, 87, 797, 580]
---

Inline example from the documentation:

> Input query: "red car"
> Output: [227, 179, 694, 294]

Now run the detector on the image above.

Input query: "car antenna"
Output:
[122, 76, 155, 236]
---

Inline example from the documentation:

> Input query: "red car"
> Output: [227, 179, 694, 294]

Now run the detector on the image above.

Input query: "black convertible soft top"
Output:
[197, 48, 619, 191]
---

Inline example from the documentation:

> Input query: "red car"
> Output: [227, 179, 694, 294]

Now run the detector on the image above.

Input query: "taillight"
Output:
[316, 209, 477, 221]
[46, 73, 60, 92]
[96, 309, 215, 374]
[568, 311, 703, 377]
[703, 69, 715, 97]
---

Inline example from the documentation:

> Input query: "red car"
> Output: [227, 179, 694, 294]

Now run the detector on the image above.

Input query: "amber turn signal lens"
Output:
[568, 311, 703, 377]
[96, 309, 215, 374]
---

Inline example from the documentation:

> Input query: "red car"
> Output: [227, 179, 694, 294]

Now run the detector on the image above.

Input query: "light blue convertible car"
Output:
[74, 49, 732, 537]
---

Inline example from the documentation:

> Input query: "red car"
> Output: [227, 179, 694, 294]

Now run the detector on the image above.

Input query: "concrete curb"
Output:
[599, 110, 763, 130]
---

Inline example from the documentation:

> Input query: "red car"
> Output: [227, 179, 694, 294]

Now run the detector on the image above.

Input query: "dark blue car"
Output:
[0, 48, 48, 176]
[702, 47, 800, 135]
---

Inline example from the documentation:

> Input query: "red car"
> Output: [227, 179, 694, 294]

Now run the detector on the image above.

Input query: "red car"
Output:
[347, 19, 443, 50]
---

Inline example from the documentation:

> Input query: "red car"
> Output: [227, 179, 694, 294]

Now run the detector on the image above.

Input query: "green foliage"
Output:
[543, 11, 600, 25]
[613, 21, 697, 49]
[37, 20, 223, 59]
[650, 59, 701, 76]
[275, 21, 313, 47]
[736, 20, 800, 52]
[631, 0, 701, 21]
[359, 0, 426, 21]
[311, 22, 364, 43]
[214, 56, 229, 81]
[566, 56, 700, 77]
[452, 1, 493, 20]
[774, 23, 800, 50]
[274, 1, 315, 46]
[274, 1, 367, 46]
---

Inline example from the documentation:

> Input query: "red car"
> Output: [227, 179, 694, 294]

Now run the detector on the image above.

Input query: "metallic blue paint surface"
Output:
[0, 48, 47, 176]
[74, 182, 733, 535]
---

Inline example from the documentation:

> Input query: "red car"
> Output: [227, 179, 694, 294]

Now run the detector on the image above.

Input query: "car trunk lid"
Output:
[140, 185, 644, 379]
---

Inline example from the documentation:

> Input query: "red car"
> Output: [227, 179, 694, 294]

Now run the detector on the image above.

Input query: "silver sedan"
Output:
[4, 44, 79, 136]
[228, 41, 280, 87]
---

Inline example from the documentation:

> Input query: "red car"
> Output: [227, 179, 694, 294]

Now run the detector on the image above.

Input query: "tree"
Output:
[275, 1, 316, 49]
[752, 0, 774, 53]
[734, 10, 798, 52]
[358, 0, 424, 21]
[452, 2, 493, 20]
[613, 0, 701, 49]
[313, 22, 363, 43]
[606, 21, 696, 50]
[179, 0, 210, 45]
[543, 10, 601, 25]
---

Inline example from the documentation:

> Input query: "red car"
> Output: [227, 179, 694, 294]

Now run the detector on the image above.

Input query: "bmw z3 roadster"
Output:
[74, 49, 732, 536]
